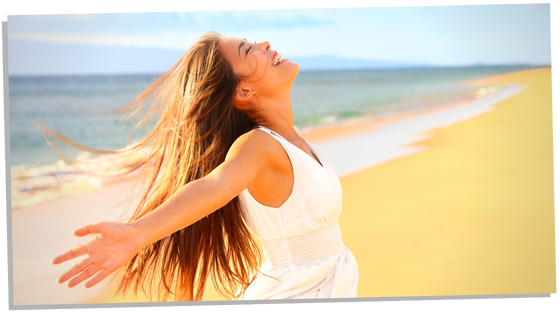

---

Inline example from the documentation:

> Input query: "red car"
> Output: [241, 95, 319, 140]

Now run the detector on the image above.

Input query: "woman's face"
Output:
[220, 37, 300, 101]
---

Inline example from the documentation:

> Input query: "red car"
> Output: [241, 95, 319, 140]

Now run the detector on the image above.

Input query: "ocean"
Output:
[8, 65, 541, 208]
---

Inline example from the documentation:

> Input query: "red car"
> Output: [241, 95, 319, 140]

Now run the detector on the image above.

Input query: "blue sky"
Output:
[7, 3, 552, 75]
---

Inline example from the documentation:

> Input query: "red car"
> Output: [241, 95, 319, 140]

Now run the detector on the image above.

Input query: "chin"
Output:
[288, 60, 300, 76]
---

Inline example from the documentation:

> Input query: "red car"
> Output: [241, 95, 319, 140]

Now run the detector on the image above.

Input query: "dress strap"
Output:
[256, 125, 283, 139]
[257, 126, 324, 168]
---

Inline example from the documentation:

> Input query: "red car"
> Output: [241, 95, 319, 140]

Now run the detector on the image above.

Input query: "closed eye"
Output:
[245, 42, 257, 57]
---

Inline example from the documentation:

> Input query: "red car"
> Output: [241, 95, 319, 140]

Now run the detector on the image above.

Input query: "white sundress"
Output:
[236, 125, 359, 299]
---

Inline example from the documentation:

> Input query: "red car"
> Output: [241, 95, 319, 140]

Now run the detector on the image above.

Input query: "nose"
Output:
[260, 41, 270, 52]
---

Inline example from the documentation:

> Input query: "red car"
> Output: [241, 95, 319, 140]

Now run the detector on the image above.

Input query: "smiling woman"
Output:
[51, 31, 359, 301]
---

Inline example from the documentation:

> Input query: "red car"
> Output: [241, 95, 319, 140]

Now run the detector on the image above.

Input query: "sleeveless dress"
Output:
[235, 125, 359, 299]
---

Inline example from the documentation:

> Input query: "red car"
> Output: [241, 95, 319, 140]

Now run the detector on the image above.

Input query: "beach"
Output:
[9, 68, 554, 305]
[338, 67, 555, 297]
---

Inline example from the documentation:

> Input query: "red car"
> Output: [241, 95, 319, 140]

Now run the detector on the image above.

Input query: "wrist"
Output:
[127, 220, 151, 249]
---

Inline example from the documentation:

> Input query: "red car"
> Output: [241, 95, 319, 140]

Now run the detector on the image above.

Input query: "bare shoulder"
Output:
[203, 129, 287, 202]
[226, 128, 285, 163]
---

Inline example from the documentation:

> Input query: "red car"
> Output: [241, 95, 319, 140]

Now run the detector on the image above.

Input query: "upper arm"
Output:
[201, 129, 282, 205]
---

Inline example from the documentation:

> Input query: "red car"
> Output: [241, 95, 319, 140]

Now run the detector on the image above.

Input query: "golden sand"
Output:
[337, 68, 555, 296]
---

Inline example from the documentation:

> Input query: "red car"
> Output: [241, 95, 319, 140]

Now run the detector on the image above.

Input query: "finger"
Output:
[57, 257, 93, 284]
[52, 245, 88, 265]
[73, 222, 104, 237]
[68, 264, 102, 288]
[85, 269, 112, 289]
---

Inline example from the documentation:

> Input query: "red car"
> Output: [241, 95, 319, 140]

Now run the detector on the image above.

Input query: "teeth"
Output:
[273, 53, 282, 67]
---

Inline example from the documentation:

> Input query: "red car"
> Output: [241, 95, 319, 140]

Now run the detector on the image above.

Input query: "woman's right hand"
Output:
[53, 221, 145, 288]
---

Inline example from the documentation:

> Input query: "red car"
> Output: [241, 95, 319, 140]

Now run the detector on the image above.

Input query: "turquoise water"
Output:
[9, 65, 544, 208]
[9, 65, 539, 168]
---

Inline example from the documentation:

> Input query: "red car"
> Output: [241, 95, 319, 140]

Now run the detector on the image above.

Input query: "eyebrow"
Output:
[238, 38, 248, 57]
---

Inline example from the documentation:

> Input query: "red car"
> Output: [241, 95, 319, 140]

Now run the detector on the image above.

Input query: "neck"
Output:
[253, 87, 299, 140]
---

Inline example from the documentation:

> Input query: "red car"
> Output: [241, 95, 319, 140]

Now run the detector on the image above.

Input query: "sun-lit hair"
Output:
[40, 31, 262, 301]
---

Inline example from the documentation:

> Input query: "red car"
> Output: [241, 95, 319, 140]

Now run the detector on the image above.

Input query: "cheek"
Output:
[254, 55, 270, 77]
[235, 60, 260, 80]
[244, 56, 271, 82]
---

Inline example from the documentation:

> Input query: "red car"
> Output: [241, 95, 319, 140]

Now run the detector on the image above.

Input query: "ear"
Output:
[234, 88, 256, 103]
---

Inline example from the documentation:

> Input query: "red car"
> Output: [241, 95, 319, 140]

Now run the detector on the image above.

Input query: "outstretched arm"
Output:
[53, 130, 279, 288]
[128, 129, 282, 247]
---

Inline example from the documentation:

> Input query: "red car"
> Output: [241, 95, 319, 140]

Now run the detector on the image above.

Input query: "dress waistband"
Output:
[261, 221, 343, 267]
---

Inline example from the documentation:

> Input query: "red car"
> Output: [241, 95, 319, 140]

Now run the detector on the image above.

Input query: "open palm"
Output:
[53, 221, 144, 288]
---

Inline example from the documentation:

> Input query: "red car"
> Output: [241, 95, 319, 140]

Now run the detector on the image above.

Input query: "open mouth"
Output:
[272, 52, 283, 67]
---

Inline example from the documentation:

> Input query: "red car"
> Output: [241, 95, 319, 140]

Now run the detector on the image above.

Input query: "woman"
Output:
[52, 32, 359, 301]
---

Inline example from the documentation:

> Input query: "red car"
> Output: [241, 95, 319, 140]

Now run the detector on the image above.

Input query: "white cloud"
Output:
[9, 31, 201, 50]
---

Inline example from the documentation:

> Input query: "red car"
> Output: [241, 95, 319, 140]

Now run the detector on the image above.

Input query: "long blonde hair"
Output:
[43, 31, 262, 301]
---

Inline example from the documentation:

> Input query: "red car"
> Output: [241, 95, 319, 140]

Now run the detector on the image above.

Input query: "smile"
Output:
[272, 52, 283, 67]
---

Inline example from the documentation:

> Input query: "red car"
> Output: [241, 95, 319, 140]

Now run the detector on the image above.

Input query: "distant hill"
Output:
[290, 55, 433, 71]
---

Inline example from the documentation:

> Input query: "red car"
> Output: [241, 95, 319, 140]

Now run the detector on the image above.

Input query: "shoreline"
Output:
[11, 80, 506, 211]
[298, 96, 474, 143]
[12, 68, 558, 305]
